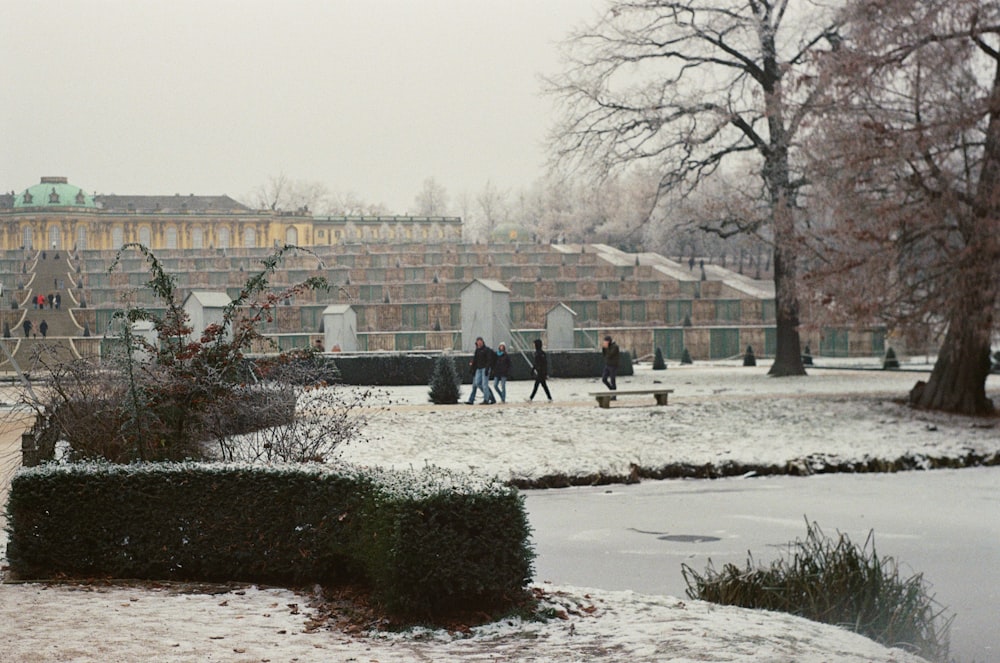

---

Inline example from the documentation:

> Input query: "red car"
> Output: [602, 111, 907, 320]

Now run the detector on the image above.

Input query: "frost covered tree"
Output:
[250, 173, 329, 213]
[412, 176, 450, 216]
[428, 354, 463, 405]
[548, 0, 844, 376]
[805, 0, 999, 415]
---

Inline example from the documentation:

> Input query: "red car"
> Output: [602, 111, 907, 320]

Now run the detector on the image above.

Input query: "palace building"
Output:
[0, 176, 462, 251]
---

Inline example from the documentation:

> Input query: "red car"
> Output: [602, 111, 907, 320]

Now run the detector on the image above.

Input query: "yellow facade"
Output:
[1, 177, 462, 251]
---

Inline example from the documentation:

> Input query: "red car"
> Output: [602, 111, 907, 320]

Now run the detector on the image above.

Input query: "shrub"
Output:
[5, 462, 534, 620]
[682, 520, 952, 662]
[428, 353, 462, 404]
[652, 347, 666, 370]
[743, 345, 756, 367]
[13, 245, 372, 464]
[680, 347, 693, 364]
[883, 346, 900, 370]
[331, 349, 633, 385]
[802, 343, 814, 365]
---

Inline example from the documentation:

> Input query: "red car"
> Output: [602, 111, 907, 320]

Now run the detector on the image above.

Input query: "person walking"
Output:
[39, 319, 48, 338]
[529, 338, 553, 402]
[22, 319, 32, 338]
[491, 342, 512, 404]
[466, 337, 496, 405]
[601, 335, 620, 391]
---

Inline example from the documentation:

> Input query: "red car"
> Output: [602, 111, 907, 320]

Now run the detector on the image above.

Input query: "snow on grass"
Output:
[2, 361, 995, 662]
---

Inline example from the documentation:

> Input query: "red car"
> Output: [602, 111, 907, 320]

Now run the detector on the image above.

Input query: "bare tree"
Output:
[804, 0, 1000, 415]
[327, 191, 391, 216]
[412, 176, 450, 216]
[548, 0, 843, 375]
[475, 180, 510, 239]
[251, 173, 329, 213]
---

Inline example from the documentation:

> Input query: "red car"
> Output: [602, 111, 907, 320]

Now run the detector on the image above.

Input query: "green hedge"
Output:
[329, 350, 632, 386]
[5, 462, 534, 618]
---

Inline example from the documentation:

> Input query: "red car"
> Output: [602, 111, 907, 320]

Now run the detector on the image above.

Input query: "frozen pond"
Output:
[525, 466, 1000, 663]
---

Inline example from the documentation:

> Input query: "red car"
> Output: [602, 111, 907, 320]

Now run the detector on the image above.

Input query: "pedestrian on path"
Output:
[466, 337, 496, 405]
[491, 342, 512, 403]
[39, 320, 48, 338]
[22, 319, 32, 338]
[601, 335, 620, 391]
[529, 338, 553, 402]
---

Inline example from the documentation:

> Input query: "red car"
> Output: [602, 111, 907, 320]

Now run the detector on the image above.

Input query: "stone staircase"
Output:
[1, 251, 81, 373]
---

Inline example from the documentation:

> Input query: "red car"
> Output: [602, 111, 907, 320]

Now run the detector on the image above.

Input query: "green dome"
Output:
[14, 177, 96, 208]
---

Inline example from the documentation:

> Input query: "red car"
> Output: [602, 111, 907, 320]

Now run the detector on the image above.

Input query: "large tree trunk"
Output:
[910, 311, 994, 415]
[768, 240, 807, 377]
[765, 148, 806, 377]
[912, 61, 1000, 416]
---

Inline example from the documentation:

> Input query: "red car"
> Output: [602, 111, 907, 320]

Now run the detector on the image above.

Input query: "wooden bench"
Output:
[588, 388, 674, 408]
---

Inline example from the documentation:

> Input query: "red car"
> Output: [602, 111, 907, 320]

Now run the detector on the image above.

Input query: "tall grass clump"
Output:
[682, 520, 952, 662]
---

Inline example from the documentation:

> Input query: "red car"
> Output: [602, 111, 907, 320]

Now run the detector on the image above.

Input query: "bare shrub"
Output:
[213, 383, 378, 463]
[14, 244, 375, 464]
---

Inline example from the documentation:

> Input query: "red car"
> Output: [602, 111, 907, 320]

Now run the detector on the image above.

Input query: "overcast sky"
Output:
[1, 0, 602, 214]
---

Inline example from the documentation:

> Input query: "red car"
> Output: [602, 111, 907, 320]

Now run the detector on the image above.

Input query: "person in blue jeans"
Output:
[491, 342, 512, 403]
[466, 337, 496, 404]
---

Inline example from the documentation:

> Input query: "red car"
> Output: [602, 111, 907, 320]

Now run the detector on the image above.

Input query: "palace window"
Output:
[139, 226, 151, 247]
[23, 226, 33, 249]
[76, 226, 87, 250]
[218, 228, 230, 249]
[192, 227, 203, 249]
[285, 227, 298, 244]
[112, 227, 124, 248]
[244, 227, 256, 247]
[166, 227, 178, 249]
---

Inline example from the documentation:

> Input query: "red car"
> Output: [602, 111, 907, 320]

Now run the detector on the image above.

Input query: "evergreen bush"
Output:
[6, 462, 534, 620]
[652, 347, 666, 370]
[883, 346, 900, 370]
[681, 347, 693, 364]
[802, 343, 813, 365]
[428, 353, 462, 404]
[682, 520, 951, 662]
[743, 345, 756, 367]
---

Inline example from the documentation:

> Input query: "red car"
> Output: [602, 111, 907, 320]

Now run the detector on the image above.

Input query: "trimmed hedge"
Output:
[5, 462, 534, 618]
[330, 350, 633, 386]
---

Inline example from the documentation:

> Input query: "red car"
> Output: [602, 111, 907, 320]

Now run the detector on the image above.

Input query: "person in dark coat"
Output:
[529, 338, 552, 402]
[39, 319, 48, 338]
[601, 335, 620, 391]
[22, 319, 32, 338]
[491, 342, 512, 404]
[466, 337, 496, 404]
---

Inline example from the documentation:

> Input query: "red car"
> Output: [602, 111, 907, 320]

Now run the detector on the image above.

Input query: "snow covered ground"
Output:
[1, 359, 996, 662]
[337, 359, 1000, 486]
